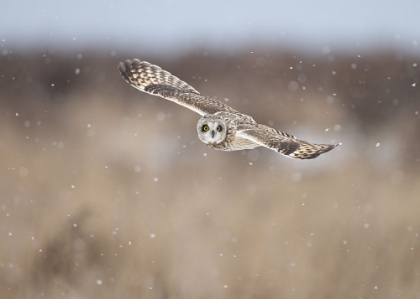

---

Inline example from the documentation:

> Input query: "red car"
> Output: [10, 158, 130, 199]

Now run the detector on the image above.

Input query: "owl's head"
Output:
[197, 115, 227, 144]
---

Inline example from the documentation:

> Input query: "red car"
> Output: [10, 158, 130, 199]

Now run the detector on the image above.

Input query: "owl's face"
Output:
[197, 116, 227, 144]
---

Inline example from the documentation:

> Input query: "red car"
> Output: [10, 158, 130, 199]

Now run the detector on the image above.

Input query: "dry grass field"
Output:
[1, 47, 420, 298]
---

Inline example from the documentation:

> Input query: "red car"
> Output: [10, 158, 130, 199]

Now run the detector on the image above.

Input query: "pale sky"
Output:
[1, 0, 420, 53]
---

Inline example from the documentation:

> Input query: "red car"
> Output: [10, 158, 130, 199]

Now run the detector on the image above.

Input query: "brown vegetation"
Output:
[0, 47, 419, 298]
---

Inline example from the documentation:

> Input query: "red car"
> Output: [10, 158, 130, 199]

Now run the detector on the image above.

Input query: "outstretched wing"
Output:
[118, 59, 237, 116]
[236, 127, 340, 159]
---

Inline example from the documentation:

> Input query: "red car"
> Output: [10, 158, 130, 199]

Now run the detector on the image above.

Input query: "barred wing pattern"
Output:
[118, 59, 237, 116]
[237, 129, 340, 159]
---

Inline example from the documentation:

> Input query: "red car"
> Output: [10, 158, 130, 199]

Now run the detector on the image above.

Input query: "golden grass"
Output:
[1, 49, 419, 298]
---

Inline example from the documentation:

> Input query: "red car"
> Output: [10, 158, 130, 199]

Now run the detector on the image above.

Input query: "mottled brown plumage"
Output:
[118, 59, 340, 159]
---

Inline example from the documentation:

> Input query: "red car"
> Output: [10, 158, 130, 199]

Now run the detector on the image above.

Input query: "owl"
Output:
[118, 59, 340, 159]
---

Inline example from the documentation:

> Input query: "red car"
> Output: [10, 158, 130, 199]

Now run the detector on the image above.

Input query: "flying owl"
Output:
[118, 59, 340, 159]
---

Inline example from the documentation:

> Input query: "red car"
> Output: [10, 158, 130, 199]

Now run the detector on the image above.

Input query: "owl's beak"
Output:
[211, 130, 215, 138]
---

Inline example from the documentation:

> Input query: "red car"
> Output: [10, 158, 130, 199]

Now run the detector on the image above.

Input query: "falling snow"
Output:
[19, 167, 28, 178]
[2, 8, 420, 298]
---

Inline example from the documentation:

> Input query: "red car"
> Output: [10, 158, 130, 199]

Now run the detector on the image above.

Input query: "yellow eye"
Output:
[203, 125, 209, 132]
[216, 125, 222, 132]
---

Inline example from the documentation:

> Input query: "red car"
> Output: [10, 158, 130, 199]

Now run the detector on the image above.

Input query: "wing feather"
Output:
[237, 128, 340, 159]
[118, 59, 237, 116]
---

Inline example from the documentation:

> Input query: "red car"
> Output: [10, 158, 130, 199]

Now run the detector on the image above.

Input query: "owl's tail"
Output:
[118, 59, 200, 96]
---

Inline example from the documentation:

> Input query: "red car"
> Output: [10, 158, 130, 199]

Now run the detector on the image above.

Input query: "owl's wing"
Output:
[236, 127, 340, 159]
[118, 59, 237, 116]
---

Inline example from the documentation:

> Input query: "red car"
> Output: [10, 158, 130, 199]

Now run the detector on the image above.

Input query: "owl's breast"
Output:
[205, 136, 259, 151]
[228, 136, 260, 151]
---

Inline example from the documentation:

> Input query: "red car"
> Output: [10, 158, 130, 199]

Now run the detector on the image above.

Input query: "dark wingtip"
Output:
[327, 142, 342, 150]
[118, 60, 132, 82]
[324, 144, 338, 153]
[306, 143, 340, 159]
[131, 59, 142, 67]
[118, 61, 125, 72]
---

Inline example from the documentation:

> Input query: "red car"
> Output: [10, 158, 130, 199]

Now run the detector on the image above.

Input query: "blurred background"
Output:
[1, 1, 420, 298]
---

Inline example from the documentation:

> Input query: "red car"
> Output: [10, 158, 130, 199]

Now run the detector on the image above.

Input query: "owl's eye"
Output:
[202, 125, 209, 132]
[216, 125, 222, 132]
